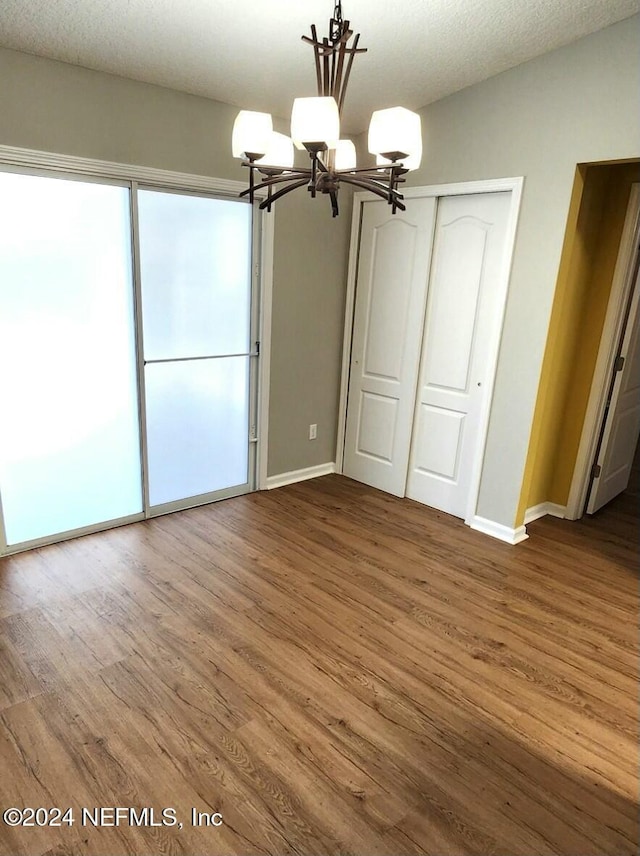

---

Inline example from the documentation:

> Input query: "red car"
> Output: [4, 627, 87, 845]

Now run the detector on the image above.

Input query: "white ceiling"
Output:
[1, 0, 638, 134]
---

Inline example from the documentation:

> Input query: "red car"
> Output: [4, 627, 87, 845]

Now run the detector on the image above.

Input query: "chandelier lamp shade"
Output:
[232, 2, 422, 217]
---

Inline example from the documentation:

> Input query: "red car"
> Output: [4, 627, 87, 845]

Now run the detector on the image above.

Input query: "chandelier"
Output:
[231, 2, 422, 217]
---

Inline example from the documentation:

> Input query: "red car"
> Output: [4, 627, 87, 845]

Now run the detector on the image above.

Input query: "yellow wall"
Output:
[517, 161, 640, 523]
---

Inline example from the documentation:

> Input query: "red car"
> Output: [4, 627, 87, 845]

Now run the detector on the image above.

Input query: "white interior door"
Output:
[406, 192, 511, 518]
[343, 197, 436, 496]
[587, 263, 640, 514]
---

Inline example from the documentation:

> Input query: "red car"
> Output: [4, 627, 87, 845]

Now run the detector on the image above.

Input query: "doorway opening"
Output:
[518, 159, 640, 528]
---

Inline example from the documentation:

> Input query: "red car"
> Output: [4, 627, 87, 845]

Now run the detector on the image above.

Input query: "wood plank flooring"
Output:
[0, 474, 637, 856]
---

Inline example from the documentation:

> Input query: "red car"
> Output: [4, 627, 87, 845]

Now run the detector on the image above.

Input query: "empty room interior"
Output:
[0, 1, 638, 855]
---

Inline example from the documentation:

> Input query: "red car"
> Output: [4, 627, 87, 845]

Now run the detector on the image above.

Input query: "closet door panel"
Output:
[343, 197, 437, 496]
[407, 191, 511, 518]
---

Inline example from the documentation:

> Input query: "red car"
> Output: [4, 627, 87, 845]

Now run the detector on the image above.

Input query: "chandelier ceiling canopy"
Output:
[232, 1, 422, 217]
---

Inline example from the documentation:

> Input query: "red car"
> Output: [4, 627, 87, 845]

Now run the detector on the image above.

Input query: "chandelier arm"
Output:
[309, 25, 323, 95]
[329, 28, 353, 96]
[301, 34, 324, 50]
[330, 41, 335, 94]
[338, 32, 360, 114]
[240, 170, 312, 197]
[302, 35, 364, 55]
[322, 38, 330, 95]
[333, 33, 350, 101]
[259, 171, 313, 184]
[336, 166, 407, 177]
[258, 178, 312, 208]
[239, 161, 312, 176]
[339, 173, 404, 196]
[310, 153, 318, 195]
[257, 168, 313, 179]
[336, 167, 406, 186]
[344, 174, 407, 186]
[388, 167, 401, 205]
[337, 175, 406, 208]
[239, 175, 305, 200]
[252, 165, 312, 179]
[239, 179, 277, 199]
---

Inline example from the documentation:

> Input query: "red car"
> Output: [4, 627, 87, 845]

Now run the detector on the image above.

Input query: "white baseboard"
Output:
[524, 502, 567, 525]
[469, 515, 529, 545]
[264, 462, 336, 490]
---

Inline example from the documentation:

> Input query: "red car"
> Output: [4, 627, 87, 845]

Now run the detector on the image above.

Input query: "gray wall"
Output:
[269, 191, 350, 474]
[0, 46, 349, 477]
[2, 13, 639, 524]
[402, 15, 640, 527]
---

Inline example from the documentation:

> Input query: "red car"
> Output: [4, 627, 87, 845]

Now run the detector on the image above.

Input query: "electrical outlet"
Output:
[309, 423, 317, 440]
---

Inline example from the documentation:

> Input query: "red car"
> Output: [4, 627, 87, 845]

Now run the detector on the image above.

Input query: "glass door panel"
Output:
[0, 172, 142, 546]
[137, 189, 253, 509]
[144, 358, 249, 507]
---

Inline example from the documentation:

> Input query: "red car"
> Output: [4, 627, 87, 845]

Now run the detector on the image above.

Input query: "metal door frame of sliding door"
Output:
[132, 182, 260, 518]
[0, 145, 274, 556]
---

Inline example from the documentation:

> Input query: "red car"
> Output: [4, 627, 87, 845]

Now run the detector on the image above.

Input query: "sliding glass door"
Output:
[137, 189, 253, 510]
[0, 171, 142, 546]
[0, 169, 256, 553]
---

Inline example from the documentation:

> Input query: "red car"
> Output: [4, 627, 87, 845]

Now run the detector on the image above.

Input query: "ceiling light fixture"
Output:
[232, 1, 422, 217]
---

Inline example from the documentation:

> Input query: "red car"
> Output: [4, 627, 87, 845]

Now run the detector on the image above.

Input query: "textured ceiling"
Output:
[1, 0, 638, 133]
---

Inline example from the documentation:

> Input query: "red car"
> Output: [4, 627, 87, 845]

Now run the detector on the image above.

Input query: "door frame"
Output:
[0, 143, 275, 554]
[565, 182, 640, 519]
[335, 176, 524, 526]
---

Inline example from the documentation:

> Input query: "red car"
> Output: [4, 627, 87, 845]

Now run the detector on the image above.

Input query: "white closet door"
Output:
[406, 192, 510, 518]
[343, 197, 436, 496]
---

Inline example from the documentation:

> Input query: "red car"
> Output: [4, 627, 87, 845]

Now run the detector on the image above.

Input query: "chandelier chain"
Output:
[330, 1, 345, 43]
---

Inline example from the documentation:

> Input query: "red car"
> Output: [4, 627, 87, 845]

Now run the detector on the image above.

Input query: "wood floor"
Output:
[0, 475, 637, 856]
